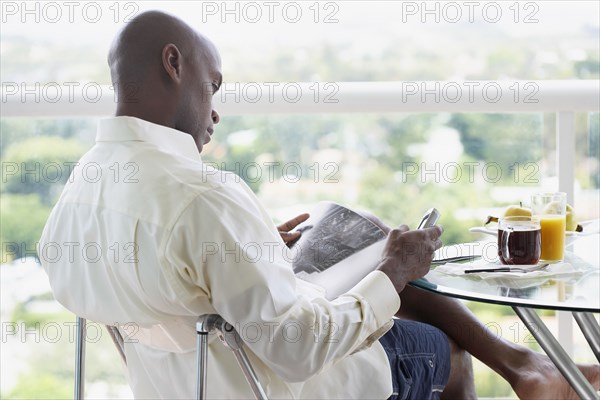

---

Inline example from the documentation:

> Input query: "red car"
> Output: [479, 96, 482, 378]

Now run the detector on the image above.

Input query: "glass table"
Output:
[410, 234, 600, 399]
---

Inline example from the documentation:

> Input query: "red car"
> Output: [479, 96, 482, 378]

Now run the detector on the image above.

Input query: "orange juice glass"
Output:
[531, 192, 567, 262]
[539, 215, 566, 261]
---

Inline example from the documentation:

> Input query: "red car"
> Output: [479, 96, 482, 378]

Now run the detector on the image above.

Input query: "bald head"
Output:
[109, 11, 196, 89]
[108, 11, 222, 153]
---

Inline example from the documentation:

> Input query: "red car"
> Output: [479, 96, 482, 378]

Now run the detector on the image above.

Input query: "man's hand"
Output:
[277, 213, 310, 245]
[377, 224, 443, 293]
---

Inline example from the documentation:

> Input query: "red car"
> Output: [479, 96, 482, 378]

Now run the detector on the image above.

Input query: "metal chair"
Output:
[74, 315, 268, 400]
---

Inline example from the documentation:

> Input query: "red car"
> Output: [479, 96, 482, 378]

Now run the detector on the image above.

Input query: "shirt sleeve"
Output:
[163, 182, 400, 382]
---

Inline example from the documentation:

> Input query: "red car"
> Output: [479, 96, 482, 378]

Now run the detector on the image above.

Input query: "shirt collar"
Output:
[96, 116, 201, 161]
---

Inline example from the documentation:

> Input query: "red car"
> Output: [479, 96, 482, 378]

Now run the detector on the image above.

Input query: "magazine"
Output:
[289, 202, 481, 299]
[290, 202, 388, 299]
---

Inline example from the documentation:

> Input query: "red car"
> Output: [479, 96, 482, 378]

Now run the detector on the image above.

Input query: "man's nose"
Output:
[212, 109, 220, 125]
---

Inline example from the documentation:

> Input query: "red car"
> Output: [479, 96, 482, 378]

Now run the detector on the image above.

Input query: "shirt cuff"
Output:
[346, 270, 400, 326]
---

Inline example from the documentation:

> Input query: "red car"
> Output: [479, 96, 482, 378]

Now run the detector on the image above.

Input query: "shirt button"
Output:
[429, 359, 434, 368]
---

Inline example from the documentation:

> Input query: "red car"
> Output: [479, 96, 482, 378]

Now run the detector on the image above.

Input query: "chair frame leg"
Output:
[196, 331, 209, 400]
[74, 316, 86, 400]
[105, 325, 127, 365]
[196, 315, 268, 400]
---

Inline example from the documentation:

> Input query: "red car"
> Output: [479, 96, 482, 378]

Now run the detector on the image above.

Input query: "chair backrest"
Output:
[74, 314, 268, 400]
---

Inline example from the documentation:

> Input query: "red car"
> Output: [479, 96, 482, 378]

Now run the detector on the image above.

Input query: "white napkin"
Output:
[435, 262, 582, 280]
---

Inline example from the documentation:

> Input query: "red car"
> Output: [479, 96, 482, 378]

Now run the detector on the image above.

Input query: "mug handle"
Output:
[502, 226, 514, 264]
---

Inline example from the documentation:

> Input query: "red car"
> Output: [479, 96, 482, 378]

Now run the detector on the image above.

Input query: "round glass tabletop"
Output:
[410, 234, 600, 312]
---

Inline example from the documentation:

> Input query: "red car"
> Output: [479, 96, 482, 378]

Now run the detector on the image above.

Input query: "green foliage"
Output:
[587, 113, 600, 188]
[1, 119, 96, 156]
[485, 45, 533, 80]
[3, 298, 129, 398]
[0, 35, 109, 84]
[376, 114, 436, 170]
[575, 57, 600, 78]
[2, 136, 87, 205]
[448, 114, 543, 181]
[10, 292, 72, 328]
[464, 300, 555, 318]
[0, 194, 52, 262]
[6, 373, 71, 399]
[358, 164, 493, 244]
[203, 115, 344, 191]
[473, 359, 516, 399]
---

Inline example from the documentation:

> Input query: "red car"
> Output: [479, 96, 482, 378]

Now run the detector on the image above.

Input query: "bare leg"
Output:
[440, 337, 477, 400]
[397, 285, 600, 399]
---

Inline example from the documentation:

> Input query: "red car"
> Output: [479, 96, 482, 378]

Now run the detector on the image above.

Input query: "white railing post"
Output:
[557, 111, 576, 203]
[556, 111, 577, 355]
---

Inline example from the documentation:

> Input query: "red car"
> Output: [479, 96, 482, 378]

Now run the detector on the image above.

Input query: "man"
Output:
[39, 11, 599, 399]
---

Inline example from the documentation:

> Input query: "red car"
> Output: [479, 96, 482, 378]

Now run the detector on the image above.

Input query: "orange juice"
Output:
[539, 215, 566, 261]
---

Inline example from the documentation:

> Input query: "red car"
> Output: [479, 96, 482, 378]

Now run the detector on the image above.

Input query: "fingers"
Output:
[398, 224, 410, 233]
[277, 213, 310, 232]
[379, 223, 443, 289]
[423, 224, 443, 239]
[427, 238, 443, 257]
[386, 224, 409, 242]
[280, 231, 301, 243]
[278, 213, 309, 245]
[393, 224, 409, 234]
[390, 224, 442, 238]
[387, 224, 443, 256]
[423, 226, 443, 254]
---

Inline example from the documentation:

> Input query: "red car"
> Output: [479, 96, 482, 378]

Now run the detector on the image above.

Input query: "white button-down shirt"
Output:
[39, 116, 400, 399]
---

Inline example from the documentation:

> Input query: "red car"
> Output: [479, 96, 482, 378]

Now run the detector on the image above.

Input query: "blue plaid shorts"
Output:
[379, 319, 451, 400]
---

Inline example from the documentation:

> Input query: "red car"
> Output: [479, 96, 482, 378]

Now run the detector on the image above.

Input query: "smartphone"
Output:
[417, 208, 441, 229]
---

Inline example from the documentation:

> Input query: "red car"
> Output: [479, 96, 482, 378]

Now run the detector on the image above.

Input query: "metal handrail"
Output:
[1, 80, 598, 117]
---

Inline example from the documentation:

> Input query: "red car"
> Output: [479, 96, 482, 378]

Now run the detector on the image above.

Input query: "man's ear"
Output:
[162, 43, 183, 83]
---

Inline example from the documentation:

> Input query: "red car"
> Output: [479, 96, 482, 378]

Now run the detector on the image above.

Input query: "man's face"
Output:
[178, 39, 222, 153]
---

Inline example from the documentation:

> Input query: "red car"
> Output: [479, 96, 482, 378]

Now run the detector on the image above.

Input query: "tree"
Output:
[0, 194, 52, 262]
[2, 136, 87, 206]
[447, 114, 543, 183]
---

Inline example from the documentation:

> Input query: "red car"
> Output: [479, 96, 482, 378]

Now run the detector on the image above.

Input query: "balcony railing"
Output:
[3, 79, 598, 204]
[2, 79, 599, 356]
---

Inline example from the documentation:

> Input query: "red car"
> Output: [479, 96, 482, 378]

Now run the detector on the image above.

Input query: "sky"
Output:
[2, 1, 599, 52]
[2, 0, 598, 88]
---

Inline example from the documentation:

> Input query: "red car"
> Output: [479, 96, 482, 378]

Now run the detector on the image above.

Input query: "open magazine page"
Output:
[288, 202, 484, 299]
[290, 202, 388, 299]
